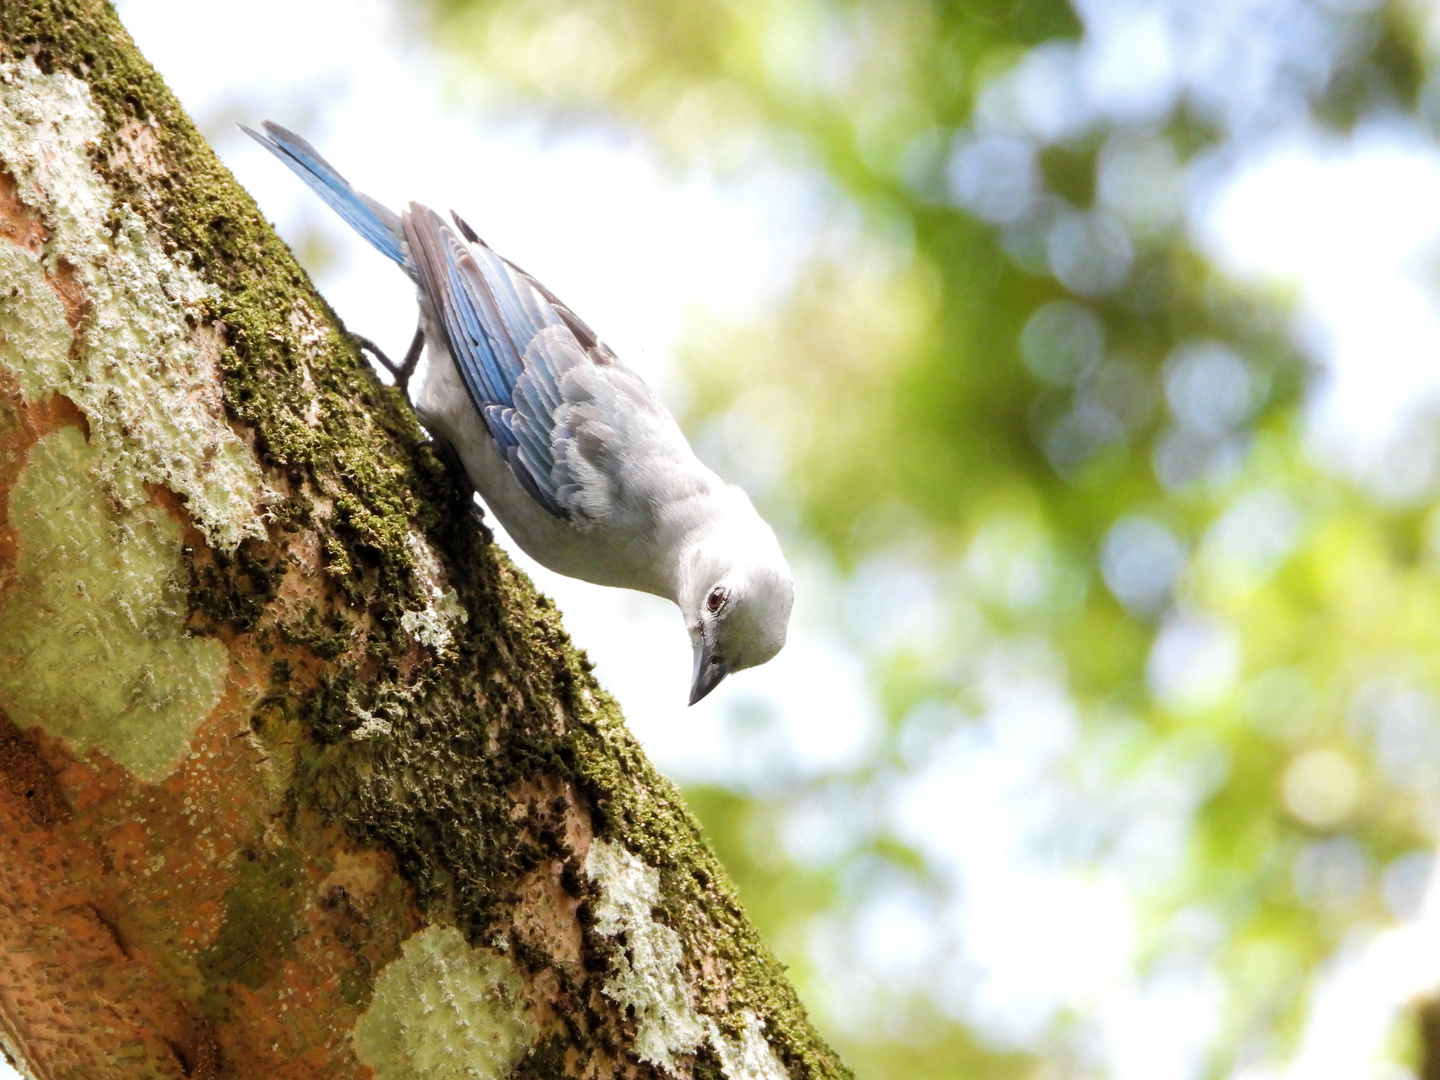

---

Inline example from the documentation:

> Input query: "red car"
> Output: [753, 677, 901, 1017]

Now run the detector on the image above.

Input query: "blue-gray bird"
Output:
[244, 122, 793, 704]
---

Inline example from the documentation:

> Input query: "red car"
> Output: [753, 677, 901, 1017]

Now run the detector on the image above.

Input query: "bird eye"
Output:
[706, 587, 728, 614]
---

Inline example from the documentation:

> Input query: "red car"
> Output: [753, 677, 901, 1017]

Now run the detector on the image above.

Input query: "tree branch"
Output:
[0, 3, 849, 1077]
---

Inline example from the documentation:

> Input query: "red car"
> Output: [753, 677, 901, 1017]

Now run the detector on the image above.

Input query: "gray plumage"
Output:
[245, 122, 793, 703]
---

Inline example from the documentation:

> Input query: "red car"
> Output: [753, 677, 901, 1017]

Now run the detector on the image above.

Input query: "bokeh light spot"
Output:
[1164, 341, 1255, 437]
[1293, 837, 1370, 911]
[1283, 749, 1361, 828]
[1021, 300, 1105, 385]
[948, 134, 1038, 225]
[1101, 516, 1186, 616]
[1147, 612, 1240, 711]
[1047, 210, 1133, 297]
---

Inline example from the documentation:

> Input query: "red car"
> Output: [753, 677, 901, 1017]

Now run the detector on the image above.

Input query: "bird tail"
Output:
[242, 121, 407, 267]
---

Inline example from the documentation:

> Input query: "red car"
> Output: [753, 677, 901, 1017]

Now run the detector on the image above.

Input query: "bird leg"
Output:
[353, 325, 424, 392]
[352, 326, 490, 541]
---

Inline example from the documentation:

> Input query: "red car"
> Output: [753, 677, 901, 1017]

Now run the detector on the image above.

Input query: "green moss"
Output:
[511, 1035, 570, 1080]
[187, 539, 283, 633]
[283, 606, 359, 662]
[338, 954, 375, 1009]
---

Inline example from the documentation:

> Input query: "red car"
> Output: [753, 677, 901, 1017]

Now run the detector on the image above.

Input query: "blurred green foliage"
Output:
[412, 0, 1440, 1076]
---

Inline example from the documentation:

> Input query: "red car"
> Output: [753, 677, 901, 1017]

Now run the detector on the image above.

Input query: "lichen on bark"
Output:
[353, 925, 538, 1080]
[0, 425, 228, 779]
[0, 2, 853, 1078]
[0, 56, 267, 550]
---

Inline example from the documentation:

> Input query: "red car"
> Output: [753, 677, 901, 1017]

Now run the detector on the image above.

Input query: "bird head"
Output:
[681, 507, 794, 706]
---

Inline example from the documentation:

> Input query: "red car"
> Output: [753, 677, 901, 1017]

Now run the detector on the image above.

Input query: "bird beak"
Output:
[689, 642, 729, 706]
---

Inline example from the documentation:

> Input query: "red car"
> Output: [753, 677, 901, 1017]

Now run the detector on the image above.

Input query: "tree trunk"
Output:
[0, 5, 849, 1078]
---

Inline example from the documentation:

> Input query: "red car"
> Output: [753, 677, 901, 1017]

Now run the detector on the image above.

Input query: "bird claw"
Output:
[352, 325, 424, 392]
[468, 497, 493, 544]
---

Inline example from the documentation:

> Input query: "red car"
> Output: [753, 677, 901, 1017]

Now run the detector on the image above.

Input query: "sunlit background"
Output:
[53, 0, 1440, 1077]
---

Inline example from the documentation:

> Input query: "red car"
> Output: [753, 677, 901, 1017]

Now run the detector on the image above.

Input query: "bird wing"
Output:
[403, 203, 704, 528]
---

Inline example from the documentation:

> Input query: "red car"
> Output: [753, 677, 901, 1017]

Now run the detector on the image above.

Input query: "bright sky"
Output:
[11, 1, 1440, 1078]
[1196, 123, 1440, 490]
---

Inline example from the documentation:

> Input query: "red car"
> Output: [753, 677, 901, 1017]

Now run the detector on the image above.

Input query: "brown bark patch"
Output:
[0, 167, 45, 253]
[0, 706, 69, 827]
[0, 749, 201, 1079]
[513, 860, 584, 969]
[0, 695, 421, 1077]
[511, 774, 595, 864]
[0, 167, 83, 327]
[317, 848, 391, 914]
[113, 118, 167, 178]
[165, 1014, 222, 1080]
[47, 257, 86, 330]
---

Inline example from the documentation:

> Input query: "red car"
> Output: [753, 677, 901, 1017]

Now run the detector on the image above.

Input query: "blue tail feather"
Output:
[242, 121, 406, 266]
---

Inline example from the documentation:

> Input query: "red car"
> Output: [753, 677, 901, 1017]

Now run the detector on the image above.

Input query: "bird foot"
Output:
[353, 325, 424, 392]
[467, 496, 494, 545]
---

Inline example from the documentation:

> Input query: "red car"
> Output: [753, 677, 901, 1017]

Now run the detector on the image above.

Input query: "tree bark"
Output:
[0, 5, 850, 1079]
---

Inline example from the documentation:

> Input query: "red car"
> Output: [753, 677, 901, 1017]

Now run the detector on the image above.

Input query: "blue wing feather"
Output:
[246, 124, 633, 526]
[406, 205, 573, 518]
[452, 264, 521, 394]
[513, 422, 553, 479]
[482, 404, 520, 451]
[523, 334, 575, 414]
[472, 244, 553, 353]
[514, 379, 551, 433]
[446, 261, 509, 403]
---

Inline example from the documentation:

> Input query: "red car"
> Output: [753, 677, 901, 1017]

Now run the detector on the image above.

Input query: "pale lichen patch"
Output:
[0, 426, 228, 780]
[289, 300, 331, 429]
[585, 839, 706, 1072]
[352, 925, 538, 1080]
[586, 841, 792, 1080]
[0, 57, 267, 550]
[710, 1012, 791, 1080]
[0, 241, 71, 383]
[0, 58, 108, 255]
[401, 528, 468, 652]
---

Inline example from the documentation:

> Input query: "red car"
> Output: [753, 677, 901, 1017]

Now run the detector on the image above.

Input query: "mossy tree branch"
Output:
[0, 3, 850, 1078]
